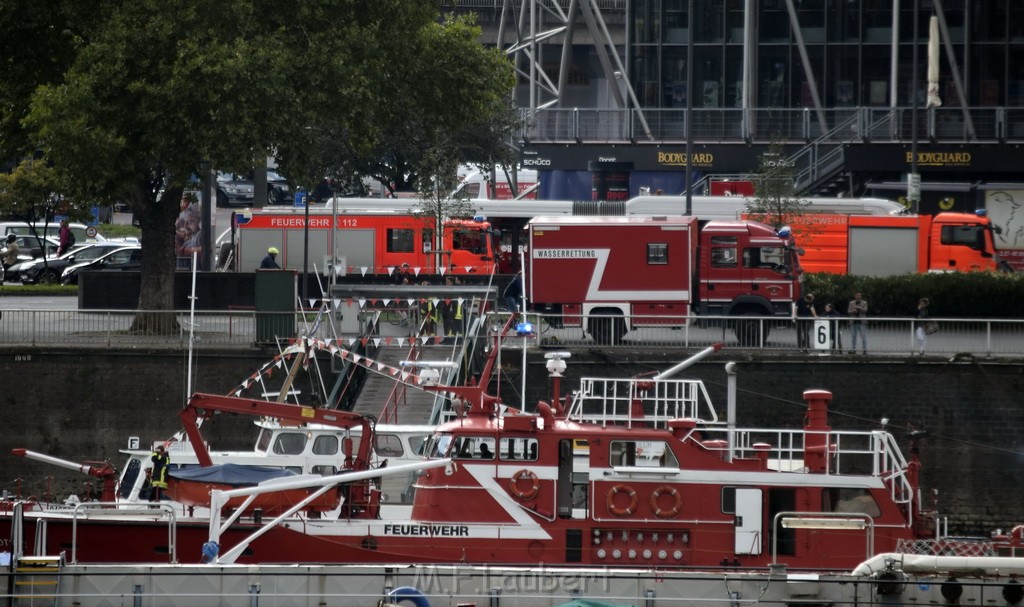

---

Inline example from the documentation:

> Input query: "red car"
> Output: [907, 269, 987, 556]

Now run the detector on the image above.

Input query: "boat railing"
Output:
[566, 377, 719, 427]
[700, 428, 914, 505]
[71, 502, 178, 564]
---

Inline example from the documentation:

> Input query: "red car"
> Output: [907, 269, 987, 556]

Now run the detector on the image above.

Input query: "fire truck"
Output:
[773, 210, 1008, 275]
[232, 208, 497, 276]
[526, 215, 802, 344]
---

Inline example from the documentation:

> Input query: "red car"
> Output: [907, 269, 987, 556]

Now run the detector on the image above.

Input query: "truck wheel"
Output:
[733, 313, 770, 347]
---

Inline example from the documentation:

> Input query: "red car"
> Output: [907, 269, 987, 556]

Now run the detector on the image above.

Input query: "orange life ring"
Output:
[509, 469, 540, 500]
[607, 484, 638, 516]
[650, 485, 682, 518]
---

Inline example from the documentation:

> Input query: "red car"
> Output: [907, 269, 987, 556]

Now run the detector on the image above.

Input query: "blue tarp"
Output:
[168, 463, 297, 486]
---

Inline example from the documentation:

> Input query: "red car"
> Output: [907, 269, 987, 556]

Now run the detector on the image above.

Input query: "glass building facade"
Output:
[629, 0, 1024, 110]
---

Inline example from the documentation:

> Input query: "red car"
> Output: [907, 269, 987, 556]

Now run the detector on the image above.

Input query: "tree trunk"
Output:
[130, 184, 181, 334]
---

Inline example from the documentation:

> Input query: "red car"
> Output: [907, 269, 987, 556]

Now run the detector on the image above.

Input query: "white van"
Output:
[0, 221, 104, 245]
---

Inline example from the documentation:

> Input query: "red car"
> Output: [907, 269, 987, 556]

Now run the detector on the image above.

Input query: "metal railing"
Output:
[521, 106, 1024, 144]
[1, 309, 1023, 358]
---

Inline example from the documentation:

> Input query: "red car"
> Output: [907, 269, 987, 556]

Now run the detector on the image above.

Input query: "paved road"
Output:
[0, 293, 77, 310]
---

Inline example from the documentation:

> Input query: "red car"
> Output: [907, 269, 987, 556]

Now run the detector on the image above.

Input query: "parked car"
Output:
[61, 245, 142, 285]
[265, 170, 296, 205]
[14, 243, 136, 284]
[1, 234, 60, 262]
[216, 173, 255, 207]
[0, 221, 104, 245]
[97, 247, 143, 272]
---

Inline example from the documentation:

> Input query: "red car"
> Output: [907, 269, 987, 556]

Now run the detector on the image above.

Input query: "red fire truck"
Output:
[526, 215, 802, 344]
[776, 211, 1007, 275]
[232, 208, 497, 276]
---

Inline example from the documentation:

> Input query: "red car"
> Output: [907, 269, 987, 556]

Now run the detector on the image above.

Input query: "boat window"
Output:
[312, 435, 339, 455]
[375, 434, 405, 457]
[284, 466, 302, 475]
[500, 437, 539, 461]
[721, 487, 736, 513]
[823, 488, 881, 517]
[273, 432, 307, 455]
[425, 434, 452, 458]
[407, 434, 430, 456]
[256, 429, 272, 453]
[453, 436, 496, 460]
[312, 465, 337, 477]
[609, 440, 678, 468]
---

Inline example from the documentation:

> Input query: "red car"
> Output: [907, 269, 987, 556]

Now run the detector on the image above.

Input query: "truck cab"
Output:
[927, 212, 1005, 272]
[697, 221, 803, 328]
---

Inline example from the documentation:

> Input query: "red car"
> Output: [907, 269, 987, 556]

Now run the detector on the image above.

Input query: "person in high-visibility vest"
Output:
[419, 285, 440, 336]
[442, 276, 465, 338]
[149, 445, 170, 502]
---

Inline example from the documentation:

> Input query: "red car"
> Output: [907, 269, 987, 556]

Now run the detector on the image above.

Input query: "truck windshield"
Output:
[452, 228, 487, 254]
[940, 225, 987, 252]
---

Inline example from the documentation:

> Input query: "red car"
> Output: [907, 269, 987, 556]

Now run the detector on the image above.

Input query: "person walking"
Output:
[149, 445, 170, 502]
[796, 293, 817, 350]
[915, 297, 931, 355]
[57, 219, 74, 255]
[847, 292, 868, 354]
[259, 246, 281, 269]
[2, 234, 20, 278]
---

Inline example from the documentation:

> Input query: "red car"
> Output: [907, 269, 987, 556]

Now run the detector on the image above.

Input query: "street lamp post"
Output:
[908, 0, 921, 214]
[199, 161, 213, 271]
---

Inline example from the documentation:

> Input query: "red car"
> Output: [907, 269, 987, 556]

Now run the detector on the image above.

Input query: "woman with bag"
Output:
[915, 297, 934, 355]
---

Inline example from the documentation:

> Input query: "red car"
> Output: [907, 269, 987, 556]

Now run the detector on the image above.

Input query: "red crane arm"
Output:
[181, 393, 374, 469]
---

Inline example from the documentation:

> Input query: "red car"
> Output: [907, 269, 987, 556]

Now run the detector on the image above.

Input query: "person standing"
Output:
[503, 272, 523, 312]
[2, 234, 20, 278]
[915, 297, 930, 355]
[796, 293, 817, 350]
[57, 219, 73, 255]
[822, 303, 843, 351]
[847, 292, 868, 354]
[259, 246, 281, 269]
[149, 445, 170, 502]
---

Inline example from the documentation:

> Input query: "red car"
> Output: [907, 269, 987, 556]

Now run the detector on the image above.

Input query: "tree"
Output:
[744, 140, 822, 242]
[7, 0, 514, 333]
[326, 14, 517, 196]
[0, 158, 96, 277]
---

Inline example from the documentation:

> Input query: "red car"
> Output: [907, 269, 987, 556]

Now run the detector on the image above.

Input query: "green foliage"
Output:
[330, 13, 518, 195]
[744, 140, 823, 242]
[98, 223, 141, 240]
[5, 0, 516, 319]
[803, 271, 1024, 318]
[0, 284, 78, 297]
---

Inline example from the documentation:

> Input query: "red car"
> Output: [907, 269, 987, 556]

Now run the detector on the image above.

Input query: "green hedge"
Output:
[802, 272, 1024, 318]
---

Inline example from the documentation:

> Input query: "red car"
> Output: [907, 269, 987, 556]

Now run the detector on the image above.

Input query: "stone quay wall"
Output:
[1, 346, 1021, 536]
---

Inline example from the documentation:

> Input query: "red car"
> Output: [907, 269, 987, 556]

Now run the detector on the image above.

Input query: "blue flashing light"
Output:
[515, 321, 534, 336]
[474, 214, 487, 223]
[974, 208, 987, 217]
[777, 225, 792, 238]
